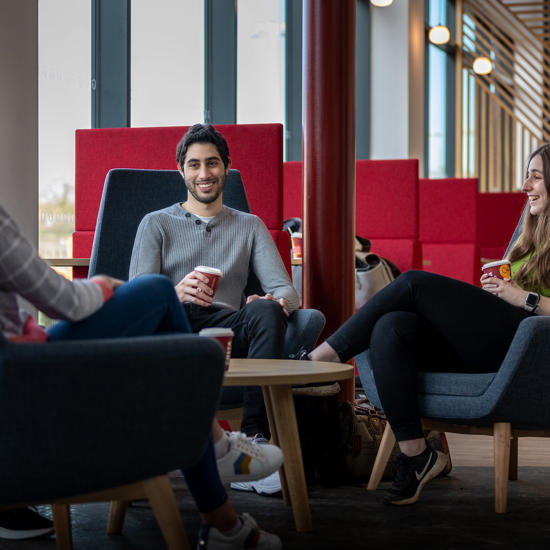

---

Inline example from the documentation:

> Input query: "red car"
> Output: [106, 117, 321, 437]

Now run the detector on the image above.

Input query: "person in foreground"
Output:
[306, 144, 550, 506]
[0, 204, 281, 549]
[129, 123, 299, 495]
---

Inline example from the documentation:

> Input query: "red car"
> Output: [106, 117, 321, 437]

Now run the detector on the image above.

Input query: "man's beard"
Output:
[186, 175, 226, 204]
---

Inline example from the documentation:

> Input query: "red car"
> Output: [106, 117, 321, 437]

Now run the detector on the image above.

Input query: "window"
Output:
[425, 0, 455, 177]
[237, 0, 285, 124]
[38, 0, 90, 260]
[131, 0, 204, 127]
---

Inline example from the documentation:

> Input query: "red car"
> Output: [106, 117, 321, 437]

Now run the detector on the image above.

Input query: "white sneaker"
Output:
[196, 512, 282, 549]
[230, 470, 282, 496]
[217, 432, 283, 483]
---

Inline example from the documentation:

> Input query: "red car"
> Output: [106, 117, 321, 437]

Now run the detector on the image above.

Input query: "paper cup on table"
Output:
[194, 266, 222, 296]
[199, 328, 234, 370]
[481, 260, 511, 281]
[291, 232, 303, 260]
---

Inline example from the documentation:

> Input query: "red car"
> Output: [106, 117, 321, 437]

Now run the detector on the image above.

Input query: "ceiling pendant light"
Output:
[428, 25, 450, 45]
[473, 56, 493, 75]
[370, 0, 393, 6]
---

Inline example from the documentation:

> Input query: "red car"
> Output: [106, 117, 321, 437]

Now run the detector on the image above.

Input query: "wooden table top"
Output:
[223, 358, 354, 386]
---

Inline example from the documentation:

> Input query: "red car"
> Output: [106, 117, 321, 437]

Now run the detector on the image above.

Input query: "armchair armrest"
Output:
[486, 316, 550, 425]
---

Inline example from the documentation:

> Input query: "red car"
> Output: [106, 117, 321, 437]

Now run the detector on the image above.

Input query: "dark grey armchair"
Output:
[89, 168, 325, 357]
[89, 168, 326, 414]
[356, 205, 550, 513]
[0, 332, 225, 548]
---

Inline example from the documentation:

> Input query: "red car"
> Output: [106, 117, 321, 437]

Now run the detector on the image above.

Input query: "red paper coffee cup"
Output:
[195, 266, 222, 295]
[199, 328, 233, 370]
[291, 233, 303, 260]
[481, 260, 511, 281]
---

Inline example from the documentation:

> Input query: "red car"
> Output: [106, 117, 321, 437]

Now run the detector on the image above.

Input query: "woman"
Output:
[0, 204, 281, 549]
[307, 144, 550, 507]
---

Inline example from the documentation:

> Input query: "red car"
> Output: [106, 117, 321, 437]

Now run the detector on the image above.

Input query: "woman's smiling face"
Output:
[522, 154, 548, 216]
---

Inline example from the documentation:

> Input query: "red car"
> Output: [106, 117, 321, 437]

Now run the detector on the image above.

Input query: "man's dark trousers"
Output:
[184, 298, 288, 438]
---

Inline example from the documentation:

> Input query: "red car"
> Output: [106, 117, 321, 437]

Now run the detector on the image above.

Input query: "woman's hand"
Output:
[480, 274, 528, 308]
[174, 270, 214, 306]
[91, 274, 125, 290]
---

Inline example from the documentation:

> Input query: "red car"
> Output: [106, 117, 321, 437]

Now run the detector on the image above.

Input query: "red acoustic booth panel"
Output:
[356, 159, 419, 239]
[283, 161, 304, 220]
[419, 178, 478, 243]
[75, 124, 284, 232]
[477, 192, 525, 263]
[72, 231, 94, 279]
[369, 239, 422, 273]
[270, 230, 292, 276]
[421, 243, 480, 286]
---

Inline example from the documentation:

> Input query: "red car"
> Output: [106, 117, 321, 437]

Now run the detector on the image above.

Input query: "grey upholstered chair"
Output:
[356, 205, 550, 513]
[0, 332, 225, 549]
[89, 168, 326, 359]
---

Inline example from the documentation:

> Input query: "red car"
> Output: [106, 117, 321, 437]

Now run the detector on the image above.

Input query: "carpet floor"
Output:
[4, 465, 550, 549]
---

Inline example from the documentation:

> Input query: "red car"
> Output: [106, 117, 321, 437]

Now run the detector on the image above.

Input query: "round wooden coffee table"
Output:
[224, 359, 354, 532]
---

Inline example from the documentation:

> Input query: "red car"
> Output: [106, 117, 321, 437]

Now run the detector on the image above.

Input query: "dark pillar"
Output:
[303, 1, 356, 345]
[204, 0, 237, 124]
[91, 0, 130, 128]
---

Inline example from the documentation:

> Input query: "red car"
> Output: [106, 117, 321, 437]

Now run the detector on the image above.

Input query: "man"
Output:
[129, 124, 299, 492]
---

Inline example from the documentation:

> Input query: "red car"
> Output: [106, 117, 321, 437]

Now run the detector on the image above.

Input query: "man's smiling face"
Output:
[181, 142, 229, 206]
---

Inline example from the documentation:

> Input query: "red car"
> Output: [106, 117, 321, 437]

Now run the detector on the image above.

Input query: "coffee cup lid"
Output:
[195, 266, 222, 276]
[482, 260, 510, 270]
[199, 328, 234, 336]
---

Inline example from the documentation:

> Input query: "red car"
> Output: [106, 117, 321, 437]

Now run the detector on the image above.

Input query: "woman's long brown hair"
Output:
[507, 143, 550, 292]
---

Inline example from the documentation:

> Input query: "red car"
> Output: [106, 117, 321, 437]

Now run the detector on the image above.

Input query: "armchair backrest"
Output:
[89, 168, 249, 280]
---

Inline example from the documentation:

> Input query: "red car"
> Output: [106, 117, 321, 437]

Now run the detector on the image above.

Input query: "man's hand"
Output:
[175, 270, 214, 306]
[246, 293, 289, 317]
[480, 273, 527, 308]
[91, 274, 124, 290]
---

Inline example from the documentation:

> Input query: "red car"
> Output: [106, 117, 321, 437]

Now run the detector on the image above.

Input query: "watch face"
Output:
[526, 292, 539, 310]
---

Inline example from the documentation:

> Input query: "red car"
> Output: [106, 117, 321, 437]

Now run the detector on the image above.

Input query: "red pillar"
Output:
[303, 1, 356, 344]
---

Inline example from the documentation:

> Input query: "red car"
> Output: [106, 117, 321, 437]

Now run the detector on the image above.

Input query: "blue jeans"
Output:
[47, 274, 227, 512]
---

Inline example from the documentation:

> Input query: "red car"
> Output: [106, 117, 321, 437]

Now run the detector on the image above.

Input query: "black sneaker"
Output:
[384, 446, 447, 506]
[0, 507, 54, 540]
[288, 348, 310, 360]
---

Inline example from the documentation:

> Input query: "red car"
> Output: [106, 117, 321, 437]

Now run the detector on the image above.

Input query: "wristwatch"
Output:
[525, 292, 540, 313]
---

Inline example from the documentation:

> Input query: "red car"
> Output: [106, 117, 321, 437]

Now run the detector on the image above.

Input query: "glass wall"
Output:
[237, 0, 285, 124]
[131, 0, 204, 126]
[38, 0, 90, 259]
[425, 0, 455, 177]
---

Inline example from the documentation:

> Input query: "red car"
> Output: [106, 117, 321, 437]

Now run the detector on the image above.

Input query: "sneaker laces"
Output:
[227, 431, 265, 459]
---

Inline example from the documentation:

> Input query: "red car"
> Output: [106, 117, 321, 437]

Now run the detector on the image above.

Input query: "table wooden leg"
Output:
[268, 384, 312, 532]
[262, 386, 290, 505]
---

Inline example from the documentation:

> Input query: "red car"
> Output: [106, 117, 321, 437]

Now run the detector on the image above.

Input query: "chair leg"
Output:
[508, 435, 518, 481]
[107, 500, 130, 535]
[51, 504, 73, 550]
[493, 422, 511, 514]
[367, 423, 396, 491]
[142, 475, 190, 550]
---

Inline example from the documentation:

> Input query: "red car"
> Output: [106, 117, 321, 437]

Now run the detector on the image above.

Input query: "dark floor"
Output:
[5, 466, 550, 549]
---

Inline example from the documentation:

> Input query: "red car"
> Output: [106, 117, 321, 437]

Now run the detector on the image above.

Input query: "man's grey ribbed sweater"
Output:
[129, 204, 299, 313]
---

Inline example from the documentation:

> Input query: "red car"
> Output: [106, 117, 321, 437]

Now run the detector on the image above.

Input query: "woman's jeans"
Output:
[47, 274, 227, 512]
[327, 270, 531, 441]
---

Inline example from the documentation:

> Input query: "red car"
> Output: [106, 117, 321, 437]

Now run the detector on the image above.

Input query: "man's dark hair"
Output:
[176, 124, 231, 169]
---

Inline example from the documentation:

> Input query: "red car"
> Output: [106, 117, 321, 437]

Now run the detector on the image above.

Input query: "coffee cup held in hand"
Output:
[199, 327, 234, 370]
[194, 266, 222, 295]
[481, 260, 511, 281]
